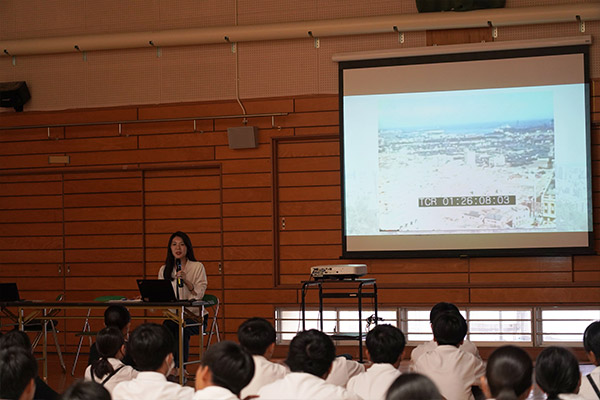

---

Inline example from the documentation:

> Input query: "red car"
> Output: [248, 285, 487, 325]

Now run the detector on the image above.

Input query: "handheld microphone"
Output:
[176, 259, 184, 288]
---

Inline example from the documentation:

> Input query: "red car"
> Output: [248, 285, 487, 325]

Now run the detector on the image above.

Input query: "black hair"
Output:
[386, 373, 443, 400]
[0, 347, 38, 399]
[127, 323, 174, 371]
[432, 311, 467, 346]
[0, 329, 32, 351]
[91, 327, 125, 380]
[163, 231, 197, 281]
[201, 341, 255, 396]
[583, 320, 600, 361]
[60, 380, 111, 400]
[486, 345, 533, 400]
[430, 302, 461, 323]
[285, 329, 336, 378]
[366, 324, 406, 364]
[104, 305, 131, 331]
[535, 346, 580, 400]
[237, 317, 277, 356]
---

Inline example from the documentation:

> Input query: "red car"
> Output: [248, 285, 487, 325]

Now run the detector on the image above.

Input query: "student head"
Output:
[285, 329, 336, 379]
[0, 329, 32, 351]
[429, 302, 461, 324]
[163, 231, 197, 280]
[127, 323, 175, 374]
[104, 304, 131, 333]
[535, 346, 580, 399]
[386, 373, 443, 400]
[195, 341, 255, 396]
[0, 347, 38, 400]
[483, 345, 533, 400]
[237, 317, 277, 357]
[91, 327, 126, 380]
[432, 311, 467, 346]
[583, 320, 600, 366]
[60, 380, 111, 400]
[365, 324, 406, 366]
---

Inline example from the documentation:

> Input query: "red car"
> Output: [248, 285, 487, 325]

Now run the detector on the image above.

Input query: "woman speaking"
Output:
[158, 231, 207, 371]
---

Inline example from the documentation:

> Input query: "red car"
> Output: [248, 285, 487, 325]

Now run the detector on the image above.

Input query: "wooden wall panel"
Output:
[0, 91, 599, 353]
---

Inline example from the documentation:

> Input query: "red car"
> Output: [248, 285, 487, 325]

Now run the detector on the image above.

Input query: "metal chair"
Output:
[201, 294, 221, 350]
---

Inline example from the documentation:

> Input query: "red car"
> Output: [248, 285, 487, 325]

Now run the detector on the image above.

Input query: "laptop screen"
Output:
[136, 279, 178, 302]
[0, 283, 20, 302]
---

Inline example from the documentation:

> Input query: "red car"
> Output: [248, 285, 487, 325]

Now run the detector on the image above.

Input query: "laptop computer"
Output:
[0, 282, 20, 302]
[136, 279, 178, 302]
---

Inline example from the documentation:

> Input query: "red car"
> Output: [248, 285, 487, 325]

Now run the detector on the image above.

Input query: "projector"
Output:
[310, 264, 368, 280]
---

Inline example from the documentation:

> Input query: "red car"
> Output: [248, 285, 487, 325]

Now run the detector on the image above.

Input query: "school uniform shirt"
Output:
[346, 363, 401, 400]
[410, 339, 480, 363]
[240, 355, 288, 399]
[558, 394, 587, 400]
[257, 372, 363, 400]
[112, 371, 195, 400]
[193, 386, 238, 400]
[84, 358, 138, 394]
[325, 356, 366, 387]
[413, 345, 485, 400]
[579, 365, 600, 400]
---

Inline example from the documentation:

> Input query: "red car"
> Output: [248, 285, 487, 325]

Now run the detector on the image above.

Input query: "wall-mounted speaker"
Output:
[0, 81, 31, 112]
[227, 126, 259, 149]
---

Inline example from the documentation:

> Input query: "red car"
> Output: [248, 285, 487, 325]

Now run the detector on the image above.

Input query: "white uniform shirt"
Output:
[325, 356, 366, 387]
[257, 372, 363, 400]
[413, 345, 485, 400]
[112, 371, 195, 400]
[411, 339, 480, 363]
[84, 358, 138, 394]
[240, 355, 288, 399]
[193, 386, 238, 400]
[347, 363, 401, 400]
[579, 366, 600, 400]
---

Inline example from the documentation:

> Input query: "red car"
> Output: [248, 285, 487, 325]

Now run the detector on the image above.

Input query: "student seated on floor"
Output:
[257, 329, 361, 400]
[580, 321, 600, 400]
[84, 327, 138, 395]
[112, 323, 194, 400]
[535, 346, 585, 400]
[237, 317, 288, 398]
[194, 341, 255, 400]
[413, 311, 485, 400]
[0, 330, 59, 400]
[411, 302, 480, 364]
[386, 373, 443, 400]
[60, 381, 111, 400]
[89, 304, 135, 367]
[481, 345, 532, 400]
[0, 346, 37, 400]
[347, 324, 405, 400]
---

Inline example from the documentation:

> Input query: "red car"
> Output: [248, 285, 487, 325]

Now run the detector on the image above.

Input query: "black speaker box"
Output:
[416, 0, 505, 12]
[0, 81, 31, 112]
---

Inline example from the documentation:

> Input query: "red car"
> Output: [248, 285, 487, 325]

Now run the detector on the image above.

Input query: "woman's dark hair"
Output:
[60, 380, 111, 400]
[386, 373, 443, 400]
[285, 329, 336, 378]
[162, 231, 197, 281]
[237, 317, 277, 355]
[0, 329, 32, 351]
[486, 345, 533, 400]
[583, 321, 600, 360]
[91, 327, 124, 380]
[201, 341, 255, 396]
[535, 346, 580, 400]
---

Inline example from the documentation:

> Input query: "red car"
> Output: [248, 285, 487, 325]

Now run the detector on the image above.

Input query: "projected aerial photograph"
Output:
[377, 88, 557, 234]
